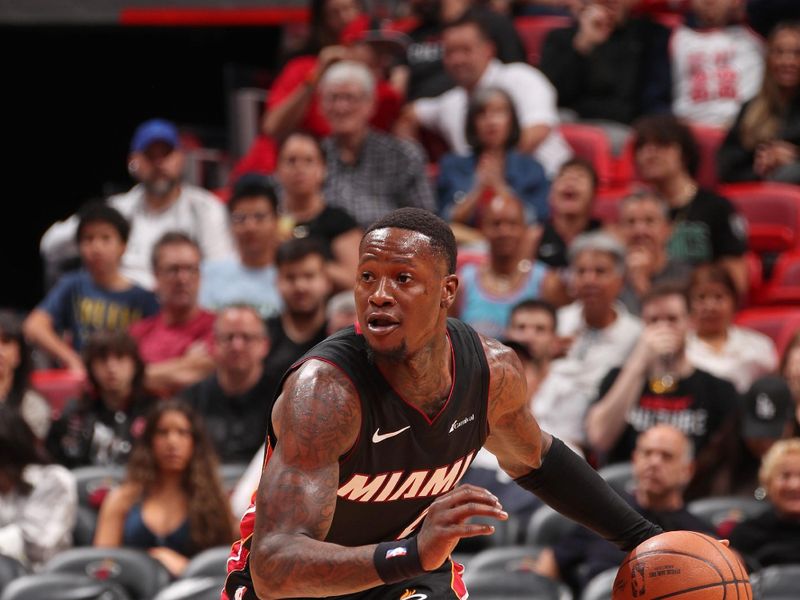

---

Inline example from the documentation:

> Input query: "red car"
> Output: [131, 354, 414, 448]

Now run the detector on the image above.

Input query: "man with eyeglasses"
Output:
[199, 175, 284, 319]
[40, 118, 234, 291]
[129, 231, 216, 397]
[182, 304, 273, 464]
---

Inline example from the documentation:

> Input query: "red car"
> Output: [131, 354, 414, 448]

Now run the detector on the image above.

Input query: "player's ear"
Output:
[441, 274, 459, 309]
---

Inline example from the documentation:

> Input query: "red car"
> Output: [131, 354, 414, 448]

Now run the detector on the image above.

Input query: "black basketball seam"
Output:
[686, 531, 737, 580]
[650, 580, 746, 600]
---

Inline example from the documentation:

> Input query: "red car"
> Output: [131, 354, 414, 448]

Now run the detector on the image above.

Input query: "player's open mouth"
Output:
[366, 314, 400, 335]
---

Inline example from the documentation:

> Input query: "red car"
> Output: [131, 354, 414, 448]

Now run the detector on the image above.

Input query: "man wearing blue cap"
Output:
[40, 118, 234, 290]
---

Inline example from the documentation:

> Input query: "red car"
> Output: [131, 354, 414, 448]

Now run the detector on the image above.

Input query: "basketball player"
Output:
[224, 208, 662, 600]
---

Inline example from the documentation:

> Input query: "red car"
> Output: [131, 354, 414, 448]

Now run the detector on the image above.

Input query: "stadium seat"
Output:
[0, 572, 131, 600]
[454, 513, 522, 554]
[750, 563, 800, 600]
[44, 547, 171, 600]
[152, 577, 226, 600]
[73, 504, 99, 547]
[0, 556, 27, 595]
[597, 461, 634, 497]
[592, 192, 626, 225]
[718, 183, 800, 255]
[689, 124, 726, 191]
[72, 464, 126, 511]
[514, 15, 573, 66]
[464, 569, 572, 600]
[219, 462, 249, 496]
[755, 251, 800, 305]
[686, 496, 768, 531]
[745, 250, 765, 308]
[733, 306, 800, 358]
[465, 545, 545, 576]
[525, 504, 577, 547]
[580, 566, 618, 600]
[559, 123, 617, 190]
[181, 545, 231, 579]
[29, 368, 86, 419]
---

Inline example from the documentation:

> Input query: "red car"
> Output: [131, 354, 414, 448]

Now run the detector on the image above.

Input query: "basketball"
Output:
[612, 531, 752, 600]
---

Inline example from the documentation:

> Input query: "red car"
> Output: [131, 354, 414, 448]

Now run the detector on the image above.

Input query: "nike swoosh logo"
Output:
[372, 426, 411, 443]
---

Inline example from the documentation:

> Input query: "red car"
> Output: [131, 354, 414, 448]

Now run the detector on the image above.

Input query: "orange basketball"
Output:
[612, 531, 752, 600]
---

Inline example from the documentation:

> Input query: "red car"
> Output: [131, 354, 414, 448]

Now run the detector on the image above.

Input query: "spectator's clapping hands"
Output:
[574, 3, 614, 54]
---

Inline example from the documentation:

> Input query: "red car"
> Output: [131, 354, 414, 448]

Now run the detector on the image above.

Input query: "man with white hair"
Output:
[532, 230, 642, 453]
[319, 60, 436, 229]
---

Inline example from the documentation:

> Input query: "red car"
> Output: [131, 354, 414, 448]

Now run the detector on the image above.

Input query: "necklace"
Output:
[485, 259, 532, 293]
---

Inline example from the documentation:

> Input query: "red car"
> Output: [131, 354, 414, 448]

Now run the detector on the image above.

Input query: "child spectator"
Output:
[24, 202, 159, 376]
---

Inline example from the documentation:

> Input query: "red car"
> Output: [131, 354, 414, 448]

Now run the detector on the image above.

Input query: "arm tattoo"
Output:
[250, 361, 383, 598]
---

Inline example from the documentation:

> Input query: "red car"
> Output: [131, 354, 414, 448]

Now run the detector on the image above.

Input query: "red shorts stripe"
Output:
[450, 559, 468, 599]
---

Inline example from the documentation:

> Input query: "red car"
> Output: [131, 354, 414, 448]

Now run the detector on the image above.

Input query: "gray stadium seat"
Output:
[597, 462, 634, 497]
[454, 513, 522, 554]
[152, 577, 226, 600]
[44, 547, 171, 600]
[464, 569, 572, 600]
[181, 545, 231, 579]
[0, 572, 130, 600]
[751, 563, 800, 600]
[71, 465, 125, 510]
[580, 566, 618, 600]
[686, 496, 768, 529]
[525, 505, 578, 547]
[219, 463, 249, 496]
[465, 545, 546, 576]
[72, 504, 99, 547]
[0, 556, 27, 595]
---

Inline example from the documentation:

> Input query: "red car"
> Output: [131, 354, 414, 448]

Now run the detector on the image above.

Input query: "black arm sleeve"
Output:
[514, 437, 662, 551]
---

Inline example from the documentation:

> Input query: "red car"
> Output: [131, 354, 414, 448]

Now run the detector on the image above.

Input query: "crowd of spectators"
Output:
[4, 0, 800, 595]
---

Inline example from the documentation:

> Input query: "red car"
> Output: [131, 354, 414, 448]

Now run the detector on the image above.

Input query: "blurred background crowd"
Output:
[3, 0, 800, 599]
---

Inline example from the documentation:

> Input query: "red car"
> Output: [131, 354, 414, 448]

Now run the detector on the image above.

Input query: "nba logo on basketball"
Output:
[631, 562, 646, 597]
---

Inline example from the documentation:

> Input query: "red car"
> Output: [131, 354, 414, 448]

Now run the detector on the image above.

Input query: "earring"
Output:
[128, 160, 139, 175]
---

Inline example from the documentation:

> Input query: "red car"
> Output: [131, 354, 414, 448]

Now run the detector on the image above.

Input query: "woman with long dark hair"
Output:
[718, 21, 800, 183]
[0, 404, 76, 569]
[0, 310, 50, 439]
[93, 400, 236, 576]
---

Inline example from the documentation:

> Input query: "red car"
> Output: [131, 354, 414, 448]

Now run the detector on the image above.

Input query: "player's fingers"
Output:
[719, 539, 730, 547]
[447, 484, 499, 505]
[447, 522, 497, 538]
[445, 502, 508, 524]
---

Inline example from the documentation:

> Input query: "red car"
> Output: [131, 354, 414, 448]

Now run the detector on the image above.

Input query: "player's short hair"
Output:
[363, 208, 457, 274]
[76, 201, 131, 244]
[510, 298, 558, 331]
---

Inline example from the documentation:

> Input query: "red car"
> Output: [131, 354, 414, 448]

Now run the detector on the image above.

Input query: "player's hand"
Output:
[416, 484, 508, 571]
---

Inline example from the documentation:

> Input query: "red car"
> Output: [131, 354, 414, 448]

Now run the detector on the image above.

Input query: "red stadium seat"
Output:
[718, 182, 800, 254]
[734, 306, 800, 358]
[559, 123, 617, 189]
[745, 250, 764, 308]
[755, 251, 800, 305]
[30, 369, 86, 419]
[690, 123, 726, 191]
[514, 15, 573, 66]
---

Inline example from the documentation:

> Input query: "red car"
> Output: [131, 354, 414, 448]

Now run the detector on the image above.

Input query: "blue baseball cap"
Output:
[130, 118, 179, 153]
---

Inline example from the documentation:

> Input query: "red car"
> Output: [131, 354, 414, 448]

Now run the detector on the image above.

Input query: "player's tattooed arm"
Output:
[250, 359, 382, 599]
[481, 336, 552, 479]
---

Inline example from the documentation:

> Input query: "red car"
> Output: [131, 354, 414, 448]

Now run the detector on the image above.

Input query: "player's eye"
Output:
[360, 272, 374, 283]
[397, 273, 412, 283]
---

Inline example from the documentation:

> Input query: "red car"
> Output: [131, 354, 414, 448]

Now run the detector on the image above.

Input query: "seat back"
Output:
[0, 573, 130, 600]
[525, 504, 577, 547]
[466, 545, 545, 576]
[0, 556, 28, 595]
[219, 463, 249, 497]
[71, 465, 126, 511]
[514, 15, 573, 66]
[719, 183, 800, 254]
[686, 496, 768, 530]
[560, 123, 617, 190]
[73, 504, 99, 547]
[464, 569, 572, 600]
[29, 369, 86, 419]
[580, 566, 618, 600]
[44, 547, 172, 600]
[757, 251, 800, 305]
[152, 577, 226, 600]
[689, 124, 726, 191]
[181, 545, 231, 579]
[751, 563, 800, 599]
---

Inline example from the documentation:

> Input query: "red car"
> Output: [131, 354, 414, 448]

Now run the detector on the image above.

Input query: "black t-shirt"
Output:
[597, 367, 738, 465]
[290, 205, 359, 259]
[554, 492, 714, 593]
[667, 189, 748, 264]
[264, 316, 329, 398]
[181, 369, 274, 463]
[729, 509, 800, 569]
[405, 7, 526, 101]
[536, 218, 602, 268]
[46, 394, 154, 468]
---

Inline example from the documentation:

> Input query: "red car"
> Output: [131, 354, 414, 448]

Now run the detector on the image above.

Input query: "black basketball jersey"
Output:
[269, 317, 490, 546]
[224, 318, 490, 600]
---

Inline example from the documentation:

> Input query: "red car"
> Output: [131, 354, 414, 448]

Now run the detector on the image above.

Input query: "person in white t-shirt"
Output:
[396, 14, 572, 177]
[686, 263, 777, 394]
[40, 119, 234, 290]
[671, 0, 765, 127]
